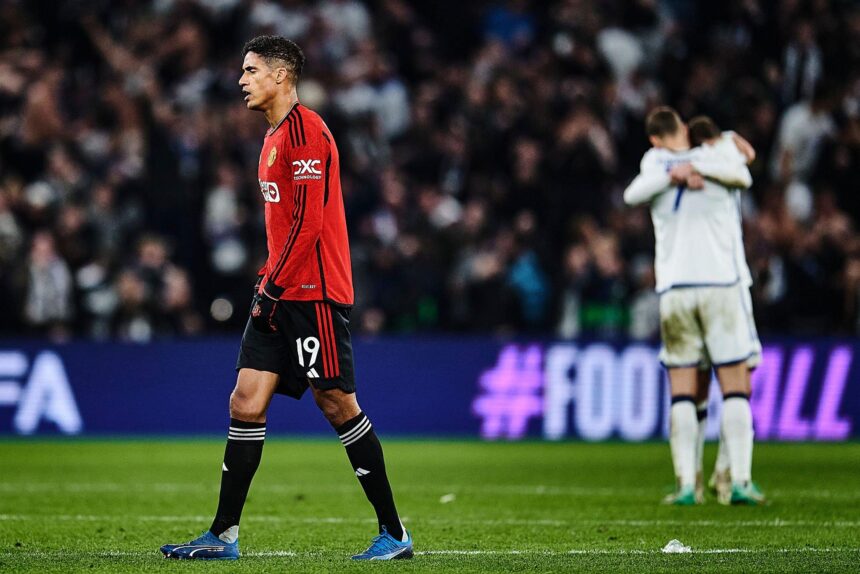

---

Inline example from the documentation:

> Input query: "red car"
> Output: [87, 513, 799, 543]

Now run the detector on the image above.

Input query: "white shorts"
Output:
[658, 283, 761, 370]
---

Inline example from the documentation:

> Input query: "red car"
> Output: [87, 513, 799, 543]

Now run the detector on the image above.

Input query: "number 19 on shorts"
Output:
[295, 337, 320, 367]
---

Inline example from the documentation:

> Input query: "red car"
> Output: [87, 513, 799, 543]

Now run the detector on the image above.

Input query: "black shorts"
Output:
[236, 299, 355, 399]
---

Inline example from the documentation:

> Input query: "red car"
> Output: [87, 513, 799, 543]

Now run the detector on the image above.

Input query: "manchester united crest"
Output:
[267, 146, 277, 167]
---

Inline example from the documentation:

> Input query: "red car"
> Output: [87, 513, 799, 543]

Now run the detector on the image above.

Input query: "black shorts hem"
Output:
[309, 377, 356, 394]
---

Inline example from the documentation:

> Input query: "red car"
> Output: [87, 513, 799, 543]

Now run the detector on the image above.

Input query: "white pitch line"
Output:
[420, 548, 860, 556]
[2, 514, 860, 529]
[0, 482, 650, 497]
[2, 548, 859, 559]
[0, 550, 297, 558]
[247, 551, 297, 557]
[1, 481, 857, 501]
[0, 514, 366, 524]
[417, 550, 636, 556]
[594, 519, 860, 528]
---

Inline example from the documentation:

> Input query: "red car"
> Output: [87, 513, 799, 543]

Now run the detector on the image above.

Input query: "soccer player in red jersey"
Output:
[161, 36, 412, 561]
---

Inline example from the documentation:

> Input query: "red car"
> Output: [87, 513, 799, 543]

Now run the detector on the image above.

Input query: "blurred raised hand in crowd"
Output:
[1, 0, 859, 341]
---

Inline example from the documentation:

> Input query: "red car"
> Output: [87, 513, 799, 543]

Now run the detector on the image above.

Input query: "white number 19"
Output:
[295, 337, 320, 367]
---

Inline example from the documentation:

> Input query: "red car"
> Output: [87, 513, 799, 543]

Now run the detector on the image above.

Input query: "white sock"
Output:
[217, 525, 239, 543]
[721, 395, 754, 484]
[696, 402, 707, 476]
[715, 429, 730, 475]
[670, 399, 698, 489]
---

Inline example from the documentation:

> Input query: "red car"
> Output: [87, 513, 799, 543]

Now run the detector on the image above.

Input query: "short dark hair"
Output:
[243, 35, 305, 83]
[645, 106, 682, 138]
[688, 115, 721, 147]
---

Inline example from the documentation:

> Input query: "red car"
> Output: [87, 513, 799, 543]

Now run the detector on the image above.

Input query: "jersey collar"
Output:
[267, 101, 300, 136]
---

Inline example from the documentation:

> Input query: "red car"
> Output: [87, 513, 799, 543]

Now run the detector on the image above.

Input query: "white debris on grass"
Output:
[662, 539, 692, 553]
[439, 493, 457, 504]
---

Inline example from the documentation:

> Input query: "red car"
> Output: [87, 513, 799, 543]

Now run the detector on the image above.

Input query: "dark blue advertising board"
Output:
[0, 338, 857, 441]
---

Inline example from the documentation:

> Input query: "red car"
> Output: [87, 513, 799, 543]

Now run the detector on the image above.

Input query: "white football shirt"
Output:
[623, 143, 752, 292]
[709, 132, 753, 287]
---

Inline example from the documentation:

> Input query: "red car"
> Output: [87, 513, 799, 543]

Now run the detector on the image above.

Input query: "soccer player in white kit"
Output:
[623, 107, 765, 505]
[687, 115, 764, 505]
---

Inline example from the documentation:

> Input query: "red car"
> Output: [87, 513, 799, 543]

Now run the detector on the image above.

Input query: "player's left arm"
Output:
[691, 149, 753, 190]
[261, 132, 329, 299]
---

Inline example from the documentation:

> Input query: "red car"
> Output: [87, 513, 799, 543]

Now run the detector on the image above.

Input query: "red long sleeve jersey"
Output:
[257, 103, 354, 305]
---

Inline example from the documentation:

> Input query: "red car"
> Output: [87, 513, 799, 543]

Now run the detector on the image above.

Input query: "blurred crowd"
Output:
[1, 0, 859, 342]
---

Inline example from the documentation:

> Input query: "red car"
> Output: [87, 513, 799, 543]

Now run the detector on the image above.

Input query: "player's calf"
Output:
[717, 386, 766, 505]
[312, 387, 410, 551]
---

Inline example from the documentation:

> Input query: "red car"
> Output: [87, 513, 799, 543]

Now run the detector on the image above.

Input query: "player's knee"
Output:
[230, 388, 266, 421]
[313, 394, 349, 426]
[316, 400, 343, 424]
[720, 380, 747, 395]
[716, 362, 748, 395]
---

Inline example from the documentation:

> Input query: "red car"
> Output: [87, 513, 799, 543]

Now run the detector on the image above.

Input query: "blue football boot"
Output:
[160, 529, 239, 560]
[352, 526, 413, 560]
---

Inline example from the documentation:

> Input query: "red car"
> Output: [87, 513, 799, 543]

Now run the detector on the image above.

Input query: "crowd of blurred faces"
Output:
[1, 0, 859, 342]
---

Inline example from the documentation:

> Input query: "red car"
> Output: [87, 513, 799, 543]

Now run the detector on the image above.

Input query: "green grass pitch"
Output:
[1, 440, 859, 573]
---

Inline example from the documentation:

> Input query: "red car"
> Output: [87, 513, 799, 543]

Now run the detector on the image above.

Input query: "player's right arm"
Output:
[728, 132, 756, 165]
[623, 151, 672, 206]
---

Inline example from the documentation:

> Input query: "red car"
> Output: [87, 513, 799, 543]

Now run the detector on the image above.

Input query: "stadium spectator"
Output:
[24, 231, 73, 340]
[781, 18, 823, 107]
[1, 0, 859, 339]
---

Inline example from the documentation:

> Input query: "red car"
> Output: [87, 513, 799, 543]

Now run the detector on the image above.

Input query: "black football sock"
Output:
[209, 418, 266, 539]
[335, 412, 404, 541]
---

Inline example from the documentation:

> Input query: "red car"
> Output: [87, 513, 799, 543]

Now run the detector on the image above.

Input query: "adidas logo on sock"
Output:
[355, 467, 370, 477]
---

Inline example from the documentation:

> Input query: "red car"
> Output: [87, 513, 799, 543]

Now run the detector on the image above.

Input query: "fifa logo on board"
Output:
[0, 351, 82, 435]
[258, 180, 281, 203]
[293, 159, 322, 180]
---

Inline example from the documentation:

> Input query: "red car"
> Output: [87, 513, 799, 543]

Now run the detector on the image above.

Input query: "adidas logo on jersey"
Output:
[306, 368, 320, 378]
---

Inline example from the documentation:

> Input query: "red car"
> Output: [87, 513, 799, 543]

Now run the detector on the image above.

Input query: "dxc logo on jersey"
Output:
[293, 159, 322, 180]
[258, 180, 280, 203]
[0, 351, 82, 435]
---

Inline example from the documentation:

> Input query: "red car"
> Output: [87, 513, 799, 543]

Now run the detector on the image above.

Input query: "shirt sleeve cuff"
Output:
[262, 279, 284, 300]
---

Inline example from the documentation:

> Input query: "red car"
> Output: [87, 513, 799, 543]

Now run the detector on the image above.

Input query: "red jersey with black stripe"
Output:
[257, 103, 354, 306]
